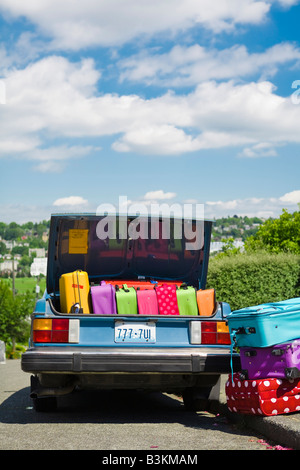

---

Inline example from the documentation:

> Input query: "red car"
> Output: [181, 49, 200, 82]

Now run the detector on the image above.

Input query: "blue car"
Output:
[21, 213, 239, 411]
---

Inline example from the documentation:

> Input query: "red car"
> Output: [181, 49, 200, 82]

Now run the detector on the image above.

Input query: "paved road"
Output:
[0, 359, 277, 451]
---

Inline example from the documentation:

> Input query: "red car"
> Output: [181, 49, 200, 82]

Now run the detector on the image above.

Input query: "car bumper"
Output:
[21, 346, 240, 374]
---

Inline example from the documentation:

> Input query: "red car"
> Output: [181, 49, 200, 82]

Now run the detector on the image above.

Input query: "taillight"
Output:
[33, 318, 79, 343]
[189, 320, 231, 345]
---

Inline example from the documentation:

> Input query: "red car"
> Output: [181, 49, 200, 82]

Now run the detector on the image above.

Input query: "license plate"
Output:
[115, 321, 156, 343]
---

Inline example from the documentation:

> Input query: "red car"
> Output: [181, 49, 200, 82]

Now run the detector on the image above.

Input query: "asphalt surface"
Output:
[214, 376, 300, 450]
[1, 357, 300, 450]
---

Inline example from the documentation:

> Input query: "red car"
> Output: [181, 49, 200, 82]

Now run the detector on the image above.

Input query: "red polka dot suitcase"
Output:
[226, 372, 300, 416]
[155, 284, 180, 315]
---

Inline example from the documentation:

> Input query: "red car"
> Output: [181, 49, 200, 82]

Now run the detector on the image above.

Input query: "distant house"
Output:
[0, 259, 19, 273]
[30, 257, 47, 277]
[29, 248, 45, 258]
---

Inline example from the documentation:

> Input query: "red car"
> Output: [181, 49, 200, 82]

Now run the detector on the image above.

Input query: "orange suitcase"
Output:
[196, 289, 216, 316]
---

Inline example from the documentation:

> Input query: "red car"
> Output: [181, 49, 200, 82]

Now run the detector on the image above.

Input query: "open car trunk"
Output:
[46, 213, 212, 314]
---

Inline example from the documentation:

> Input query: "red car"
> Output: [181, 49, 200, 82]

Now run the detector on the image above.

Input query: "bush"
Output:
[206, 251, 300, 311]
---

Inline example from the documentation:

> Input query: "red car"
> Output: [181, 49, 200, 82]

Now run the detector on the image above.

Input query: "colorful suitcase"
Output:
[196, 289, 216, 316]
[137, 288, 159, 316]
[155, 284, 179, 315]
[106, 280, 157, 290]
[115, 284, 138, 315]
[227, 297, 300, 348]
[105, 280, 182, 289]
[176, 284, 198, 316]
[226, 372, 300, 416]
[59, 270, 91, 314]
[239, 339, 300, 380]
[90, 281, 117, 315]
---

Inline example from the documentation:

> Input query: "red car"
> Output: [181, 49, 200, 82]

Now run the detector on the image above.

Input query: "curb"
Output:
[214, 375, 300, 450]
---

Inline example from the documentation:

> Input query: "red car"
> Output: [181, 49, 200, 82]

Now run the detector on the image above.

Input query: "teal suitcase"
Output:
[115, 284, 138, 315]
[227, 297, 300, 348]
[176, 284, 198, 316]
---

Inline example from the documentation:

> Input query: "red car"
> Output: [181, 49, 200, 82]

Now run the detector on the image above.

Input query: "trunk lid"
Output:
[46, 213, 212, 295]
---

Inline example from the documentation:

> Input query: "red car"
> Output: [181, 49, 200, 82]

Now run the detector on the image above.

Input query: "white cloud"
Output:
[143, 190, 177, 200]
[238, 142, 279, 158]
[279, 190, 300, 204]
[53, 196, 89, 207]
[0, 0, 272, 50]
[204, 191, 300, 218]
[118, 42, 300, 87]
[0, 189, 299, 224]
[2, 55, 300, 164]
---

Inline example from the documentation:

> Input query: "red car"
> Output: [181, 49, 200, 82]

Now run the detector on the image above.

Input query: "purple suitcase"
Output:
[91, 281, 117, 315]
[239, 339, 300, 380]
[137, 288, 159, 316]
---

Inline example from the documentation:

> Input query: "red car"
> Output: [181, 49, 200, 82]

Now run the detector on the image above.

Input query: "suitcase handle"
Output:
[244, 350, 257, 357]
[271, 348, 284, 356]
[234, 327, 256, 335]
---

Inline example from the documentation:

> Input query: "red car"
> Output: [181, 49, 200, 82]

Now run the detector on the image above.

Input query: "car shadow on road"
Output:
[0, 386, 224, 430]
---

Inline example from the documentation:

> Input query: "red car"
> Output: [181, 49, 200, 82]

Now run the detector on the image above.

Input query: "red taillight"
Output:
[33, 330, 52, 343]
[201, 321, 217, 344]
[33, 318, 70, 343]
[190, 320, 231, 345]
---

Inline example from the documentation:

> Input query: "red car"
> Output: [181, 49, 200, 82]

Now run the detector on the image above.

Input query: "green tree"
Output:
[245, 209, 300, 254]
[0, 280, 34, 350]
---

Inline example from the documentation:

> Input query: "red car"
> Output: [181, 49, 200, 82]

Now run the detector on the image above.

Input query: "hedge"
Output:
[206, 251, 300, 311]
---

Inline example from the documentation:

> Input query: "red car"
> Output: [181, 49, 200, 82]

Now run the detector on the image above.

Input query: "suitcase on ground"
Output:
[137, 288, 159, 315]
[90, 281, 117, 315]
[226, 372, 300, 416]
[59, 270, 91, 314]
[196, 289, 216, 316]
[227, 297, 300, 348]
[115, 284, 138, 315]
[176, 284, 198, 315]
[155, 284, 179, 315]
[239, 339, 300, 380]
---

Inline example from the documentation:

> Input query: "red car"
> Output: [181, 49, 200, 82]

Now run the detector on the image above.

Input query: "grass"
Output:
[1, 276, 46, 295]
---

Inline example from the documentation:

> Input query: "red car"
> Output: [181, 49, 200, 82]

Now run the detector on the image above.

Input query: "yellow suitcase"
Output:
[59, 270, 91, 313]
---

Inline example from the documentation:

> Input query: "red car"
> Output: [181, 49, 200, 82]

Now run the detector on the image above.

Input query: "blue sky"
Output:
[0, 0, 300, 223]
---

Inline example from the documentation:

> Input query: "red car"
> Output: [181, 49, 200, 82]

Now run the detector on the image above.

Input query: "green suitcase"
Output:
[115, 284, 138, 315]
[176, 284, 198, 316]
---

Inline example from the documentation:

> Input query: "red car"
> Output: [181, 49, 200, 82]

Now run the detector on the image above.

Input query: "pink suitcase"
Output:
[239, 339, 300, 380]
[90, 281, 117, 314]
[155, 284, 179, 315]
[137, 288, 159, 315]
[226, 373, 300, 416]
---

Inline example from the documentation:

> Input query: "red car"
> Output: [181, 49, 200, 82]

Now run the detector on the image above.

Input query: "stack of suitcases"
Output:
[58, 270, 217, 317]
[226, 298, 300, 416]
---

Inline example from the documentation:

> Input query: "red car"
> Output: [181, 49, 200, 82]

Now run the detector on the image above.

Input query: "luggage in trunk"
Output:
[105, 280, 182, 289]
[176, 284, 198, 316]
[90, 281, 117, 315]
[137, 288, 159, 315]
[59, 270, 91, 314]
[239, 340, 300, 380]
[227, 297, 300, 348]
[155, 284, 180, 315]
[115, 284, 138, 315]
[106, 280, 157, 289]
[226, 372, 300, 416]
[196, 289, 216, 316]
